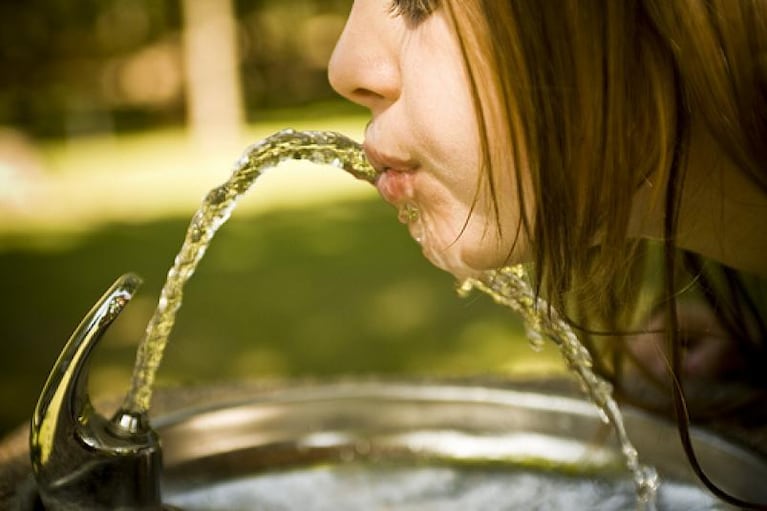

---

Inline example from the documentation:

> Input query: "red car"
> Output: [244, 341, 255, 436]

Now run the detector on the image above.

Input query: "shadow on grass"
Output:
[0, 198, 560, 435]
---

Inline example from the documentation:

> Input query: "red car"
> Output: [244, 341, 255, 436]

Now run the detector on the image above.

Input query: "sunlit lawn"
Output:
[0, 106, 563, 436]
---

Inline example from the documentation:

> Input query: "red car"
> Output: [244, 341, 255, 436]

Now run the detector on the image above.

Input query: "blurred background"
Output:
[0, 0, 562, 437]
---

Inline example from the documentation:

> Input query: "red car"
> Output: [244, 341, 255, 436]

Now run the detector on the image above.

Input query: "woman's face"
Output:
[328, 0, 525, 280]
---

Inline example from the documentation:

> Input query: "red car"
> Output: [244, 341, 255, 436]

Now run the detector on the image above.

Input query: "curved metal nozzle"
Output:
[30, 273, 163, 510]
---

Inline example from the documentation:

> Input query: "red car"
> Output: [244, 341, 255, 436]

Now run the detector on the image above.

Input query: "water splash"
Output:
[459, 265, 660, 509]
[122, 129, 376, 415]
[397, 202, 425, 244]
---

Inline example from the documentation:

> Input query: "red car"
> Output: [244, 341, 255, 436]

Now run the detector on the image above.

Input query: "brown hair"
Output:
[441, 0, 767, 507]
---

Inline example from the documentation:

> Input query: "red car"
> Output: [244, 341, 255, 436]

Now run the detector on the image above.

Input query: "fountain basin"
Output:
[2, 379, 766, 509]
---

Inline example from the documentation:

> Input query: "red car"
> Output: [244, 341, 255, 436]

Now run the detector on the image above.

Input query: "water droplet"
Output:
[397, 202, 420, 224]
[457, 279, 476, 297]
[525, 326, 545, 352]
[206, 186, 228, 205]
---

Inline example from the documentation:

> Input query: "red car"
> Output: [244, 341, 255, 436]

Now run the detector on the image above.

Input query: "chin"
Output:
[422, 245, 486, 282]
[418, 220, 520, 280]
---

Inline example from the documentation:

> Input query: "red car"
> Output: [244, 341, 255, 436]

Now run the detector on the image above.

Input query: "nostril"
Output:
[351, 87, 389, 105]
[354, 88, 377, 98]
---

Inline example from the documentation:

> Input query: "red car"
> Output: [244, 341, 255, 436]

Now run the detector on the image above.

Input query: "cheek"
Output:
[403, 28, 480, 191]
[416, 190, 518, 277]
[399, 13, 530, 273]
[408, 116, 527, 274]
[408, 95, 482, 207]
[441, 174, 531, 272]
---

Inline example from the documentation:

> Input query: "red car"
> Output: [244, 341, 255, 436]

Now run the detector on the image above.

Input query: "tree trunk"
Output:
[181, 0, 244, 152]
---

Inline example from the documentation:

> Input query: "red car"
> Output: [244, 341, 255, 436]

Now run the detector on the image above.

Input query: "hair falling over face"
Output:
[438, 0, 767, 508]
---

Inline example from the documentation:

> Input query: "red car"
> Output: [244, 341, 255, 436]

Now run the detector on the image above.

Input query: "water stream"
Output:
[122, 129, 658, 509]
[122, 130, 376, 414]
[460, 266, 659, 508]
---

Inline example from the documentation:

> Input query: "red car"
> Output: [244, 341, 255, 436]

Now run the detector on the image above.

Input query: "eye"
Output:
[388, 0, 439, 25]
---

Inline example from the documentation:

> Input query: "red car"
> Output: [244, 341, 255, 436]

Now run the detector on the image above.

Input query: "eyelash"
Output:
[388, 0, 439, 25]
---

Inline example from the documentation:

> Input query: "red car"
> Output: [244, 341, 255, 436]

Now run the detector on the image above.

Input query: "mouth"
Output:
[363, 142, 418, 174]
[374, 168, 425, 244]
[363, 140, 425, 244]
[375, 169, 414, 207]
[363, 144, 418, 201]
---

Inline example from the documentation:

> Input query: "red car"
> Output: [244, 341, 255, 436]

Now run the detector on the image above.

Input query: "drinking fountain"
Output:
[2, 129, 766, 509]
[29, 274, 162, 510]
[0, 272, 762, 509]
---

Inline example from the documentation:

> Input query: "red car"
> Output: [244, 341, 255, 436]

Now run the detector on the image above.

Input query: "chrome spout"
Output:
[29, 274, 163, 510]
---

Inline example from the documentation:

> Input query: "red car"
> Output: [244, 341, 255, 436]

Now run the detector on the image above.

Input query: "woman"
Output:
[328, 0, 767, 508]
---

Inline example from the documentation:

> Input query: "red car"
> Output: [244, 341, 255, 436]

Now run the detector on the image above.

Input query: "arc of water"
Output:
[120, 128, 657, 509]
[122, 129, 376, 415]
[460, 265, 659, 509]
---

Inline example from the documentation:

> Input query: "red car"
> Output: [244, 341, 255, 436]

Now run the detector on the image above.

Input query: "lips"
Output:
[363, 143, 417, 205]
[364, 140, 427, 247]
[376, 170, 415, 205]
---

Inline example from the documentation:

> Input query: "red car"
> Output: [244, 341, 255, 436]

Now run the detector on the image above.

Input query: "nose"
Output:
[328, 2, 401, 113]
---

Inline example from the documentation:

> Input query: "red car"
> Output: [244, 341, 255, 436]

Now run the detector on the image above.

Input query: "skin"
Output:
[329, 1, 767, 384]
[631, 123, 767, 278]
[330, 2, 767, 284]
[328, 0, 525, 281]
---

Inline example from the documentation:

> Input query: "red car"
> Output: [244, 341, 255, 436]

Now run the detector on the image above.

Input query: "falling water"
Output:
[121, 128, 658, 508]
[122, 129, 376, 415]
[459, 265, 660, 509]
